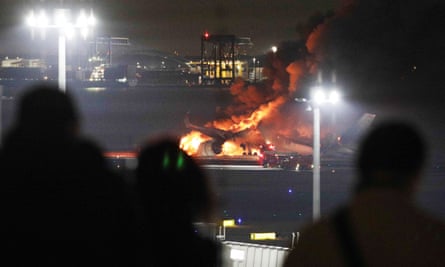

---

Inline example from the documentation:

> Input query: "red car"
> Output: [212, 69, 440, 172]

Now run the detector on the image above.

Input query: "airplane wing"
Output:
[184, 113, 226, 140]
[184, 113, 250, 141]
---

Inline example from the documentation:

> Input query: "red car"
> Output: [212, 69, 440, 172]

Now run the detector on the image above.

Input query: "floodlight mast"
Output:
[295, 71, 340, 222]
[26, 7, 96, 92]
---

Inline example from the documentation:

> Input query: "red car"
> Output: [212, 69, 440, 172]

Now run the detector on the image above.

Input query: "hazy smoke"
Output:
[286, 61, 306, 93]
[186, 0, 445, 154]
[305, 0, 445, 103]
[193, 31, 328, 151]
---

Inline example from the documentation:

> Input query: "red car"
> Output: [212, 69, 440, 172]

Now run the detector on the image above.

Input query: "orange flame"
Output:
[179, 41, 314, 157]
[179, 130, 211, 156]
[222, 141, 245, 155]
[213, 96, 286, 132]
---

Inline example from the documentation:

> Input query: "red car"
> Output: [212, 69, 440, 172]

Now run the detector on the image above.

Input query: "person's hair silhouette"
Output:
[137, 138, 215, 222]
[284, 120, 445, 267]
[10, 82, 80, 138]
[356, 120, 426, 193]
[0, 82, 138, 266]
[136, 137, 221, 266]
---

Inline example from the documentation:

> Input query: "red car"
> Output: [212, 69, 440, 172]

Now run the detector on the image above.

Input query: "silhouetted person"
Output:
[136, 137, 222, 267]
[0, 83, 137, 266]
[284, 120, 445, 267]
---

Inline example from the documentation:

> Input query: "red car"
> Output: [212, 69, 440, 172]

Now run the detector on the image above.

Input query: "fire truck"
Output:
[259, 143, 313, 171]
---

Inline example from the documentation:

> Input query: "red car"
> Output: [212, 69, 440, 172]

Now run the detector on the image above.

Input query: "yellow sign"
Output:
[223, 219, 235, 227]
[250, 232, 277, 240]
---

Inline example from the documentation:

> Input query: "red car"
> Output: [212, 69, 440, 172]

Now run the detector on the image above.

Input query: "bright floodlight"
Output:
[76, 9, 96, 27]
[76, 10, 88, 27]
[54, 9, 69, 27]
[88, 10, 96, 26]
[26, 8, 96, 36]
[271, 46, 277, 53]
[25, 6, 97, 92]
[26, 10, 49, 27]
[25, 11, 34, 26]
[311, 86, 341, 104]
[329, 90, 340, 104]
[312, 87, 326, 104]
[38, 10, 49, 27]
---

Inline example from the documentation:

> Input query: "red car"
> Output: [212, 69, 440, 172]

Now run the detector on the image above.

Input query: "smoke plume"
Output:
[182, 0, 445, 155]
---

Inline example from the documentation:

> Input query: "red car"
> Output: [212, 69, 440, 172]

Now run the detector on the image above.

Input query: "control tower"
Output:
[200, 32, 253, 86]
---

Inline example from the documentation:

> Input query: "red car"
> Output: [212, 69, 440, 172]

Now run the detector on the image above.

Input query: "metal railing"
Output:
[221, 241, 290, 267]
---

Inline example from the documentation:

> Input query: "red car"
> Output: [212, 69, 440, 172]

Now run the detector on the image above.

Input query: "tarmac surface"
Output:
[205, 163, 445, 247]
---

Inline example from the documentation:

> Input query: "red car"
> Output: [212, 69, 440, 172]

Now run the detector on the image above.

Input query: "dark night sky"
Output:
[0, 0, 340, 56]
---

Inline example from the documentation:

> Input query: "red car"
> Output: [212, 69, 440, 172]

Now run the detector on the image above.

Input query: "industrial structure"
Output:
[200, 32, 253, 85]
[0, 28, 259, 87]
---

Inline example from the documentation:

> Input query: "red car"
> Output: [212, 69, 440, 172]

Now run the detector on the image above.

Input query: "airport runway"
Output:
[203, 165, 355, 247]
[202, 163, 445, 247]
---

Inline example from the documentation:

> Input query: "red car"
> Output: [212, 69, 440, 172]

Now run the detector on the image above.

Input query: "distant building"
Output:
[200, 33, 254, 85]
[102, 49, 200, 86]
[1, 57, 45, 68]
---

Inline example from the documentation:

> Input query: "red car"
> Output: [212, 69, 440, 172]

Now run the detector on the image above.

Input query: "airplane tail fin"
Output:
[338, 113, 376, 148]
[184, 112, 192, 128]
[322, 113, 376, 157]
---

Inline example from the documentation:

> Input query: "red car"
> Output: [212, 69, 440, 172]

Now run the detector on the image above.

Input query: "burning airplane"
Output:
[181, 108, 375, 159]
[179, 23, 375, 164]
[180, 91, 290, 157]
[183, 113, 253, 156]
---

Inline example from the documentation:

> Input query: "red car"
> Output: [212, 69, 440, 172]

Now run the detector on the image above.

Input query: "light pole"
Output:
[0, 85, 2, 146]
[313, 101, 321, 220]
[26, 7, 96, 92]
[296, 85, 340, 221]
[58, 31, 66, 91]
[252, 57, 256, 82]
[256, 60, 260, 81]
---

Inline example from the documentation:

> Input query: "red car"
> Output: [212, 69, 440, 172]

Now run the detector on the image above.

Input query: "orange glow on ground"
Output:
[104, 151, 138, 158]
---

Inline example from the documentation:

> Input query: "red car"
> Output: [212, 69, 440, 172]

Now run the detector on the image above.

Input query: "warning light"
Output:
[203, 31, 210, 40]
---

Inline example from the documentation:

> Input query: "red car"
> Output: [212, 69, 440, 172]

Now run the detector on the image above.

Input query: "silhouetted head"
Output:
[136, 137, 216, 225]
[15, 82, 78, 134]
[356, 120, 427, 193]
